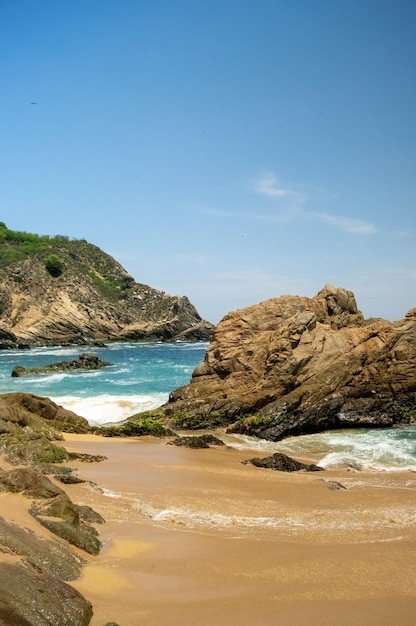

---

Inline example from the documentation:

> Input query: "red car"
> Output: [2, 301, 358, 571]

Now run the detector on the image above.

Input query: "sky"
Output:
[1, 0, 415, 324]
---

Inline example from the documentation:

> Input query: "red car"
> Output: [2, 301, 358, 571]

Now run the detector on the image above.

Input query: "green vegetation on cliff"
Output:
[0, 223, 212, 344]
[0, 222, 139, 302]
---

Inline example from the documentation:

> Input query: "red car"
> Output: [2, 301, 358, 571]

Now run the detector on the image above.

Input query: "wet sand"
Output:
[55, 433, 416, 626]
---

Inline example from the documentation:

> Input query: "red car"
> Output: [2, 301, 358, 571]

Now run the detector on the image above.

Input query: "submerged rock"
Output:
[11, 353, 112, 377]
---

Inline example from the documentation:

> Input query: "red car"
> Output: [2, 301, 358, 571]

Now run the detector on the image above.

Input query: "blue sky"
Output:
[1, 0, 415, 323]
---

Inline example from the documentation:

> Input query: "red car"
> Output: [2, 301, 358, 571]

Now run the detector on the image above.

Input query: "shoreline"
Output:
[59, 433, 416, 626]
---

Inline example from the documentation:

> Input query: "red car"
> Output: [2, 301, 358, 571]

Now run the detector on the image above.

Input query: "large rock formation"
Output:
[0, 225, 213, 347]
[165, 285, 416, 439]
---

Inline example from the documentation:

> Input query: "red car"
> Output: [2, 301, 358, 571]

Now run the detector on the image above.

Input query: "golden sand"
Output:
[2, 434, 415, 625]
[58, 433, 416, 626]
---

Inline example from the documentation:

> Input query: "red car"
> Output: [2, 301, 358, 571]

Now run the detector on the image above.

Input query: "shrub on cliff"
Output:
[45, 254, 64, 277]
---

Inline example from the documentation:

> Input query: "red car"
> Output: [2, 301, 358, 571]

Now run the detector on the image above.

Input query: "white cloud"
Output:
[253, 172, 298, 198]
[252, 171, 377, 235]
[201, 172, 378, 236]
[252, 172, 306, 211]
[313, 212, 378, 234]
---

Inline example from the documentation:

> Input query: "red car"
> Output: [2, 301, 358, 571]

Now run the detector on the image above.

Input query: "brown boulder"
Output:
[0, 562, 92, 626]
[242, 452, 323, 472]
[164, 285, 416, 439]
[0, 392, 90, 434]
[0, 467, 102, 555]
[169, 434, 226, 448]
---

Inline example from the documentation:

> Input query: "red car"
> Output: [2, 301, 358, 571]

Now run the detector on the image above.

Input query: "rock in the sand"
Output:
[0, 467, 64, 498]
[169, 434, 226, 448]
[0, 391, 104, 624]
[0, 517, 92, 626]
[55, 473, 85, 484]
[321, 479, 347, 490]
[242, 452, 323, 472]
[0, 562, 92, 626]
[0, 392, 91, 434]
[0, 516, 85, 581]
[0, 467, 102, 555]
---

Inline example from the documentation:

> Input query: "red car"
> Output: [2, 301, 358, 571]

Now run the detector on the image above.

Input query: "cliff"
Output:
[0, 224, 213, 347]
[164, 285, 416, 439]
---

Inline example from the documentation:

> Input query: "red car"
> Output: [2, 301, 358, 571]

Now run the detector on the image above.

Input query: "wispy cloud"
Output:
[200, 172, 378, 235]
[313, 212, 377, 235]
[252, 172, 306, 218]
[253, 171, 304, 202]
[252, 171, 377, 235]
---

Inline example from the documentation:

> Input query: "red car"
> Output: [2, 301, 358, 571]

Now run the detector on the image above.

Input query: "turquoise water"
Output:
[0, 342, 207, 426]
[0, 341, 415, 471]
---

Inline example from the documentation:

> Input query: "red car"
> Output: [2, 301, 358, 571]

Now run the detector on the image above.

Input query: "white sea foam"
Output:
[316, 428, 416, 471]
[223, 428, 416, 472]
[52, 393, 168, 426]
[21, 372, 69, 385]
[19, 347, 82, 358]
[129, 500, 416, 533]
[100, 488, 122, 499]
[223, 434, 280, 453]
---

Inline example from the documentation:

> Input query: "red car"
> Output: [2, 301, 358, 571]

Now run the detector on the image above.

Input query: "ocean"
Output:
[1, 341, 415, 472]
[0, 341, 206, 425]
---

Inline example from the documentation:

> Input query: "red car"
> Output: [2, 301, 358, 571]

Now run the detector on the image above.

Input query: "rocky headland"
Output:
[158, 285, 416, 439]
[0, 223, 213, 348]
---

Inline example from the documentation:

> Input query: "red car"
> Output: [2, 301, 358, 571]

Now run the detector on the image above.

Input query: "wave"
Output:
[14, 372, 70, 385]
[52, 393, 168, 426]
[93, 490, 416, 535]
[11, 346, 83, 358]
[224, 428, 416, 472]
[104, 341, 208, 351]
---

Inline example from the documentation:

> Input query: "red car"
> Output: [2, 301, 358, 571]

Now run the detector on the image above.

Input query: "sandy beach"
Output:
[37, 432, 416, 626]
